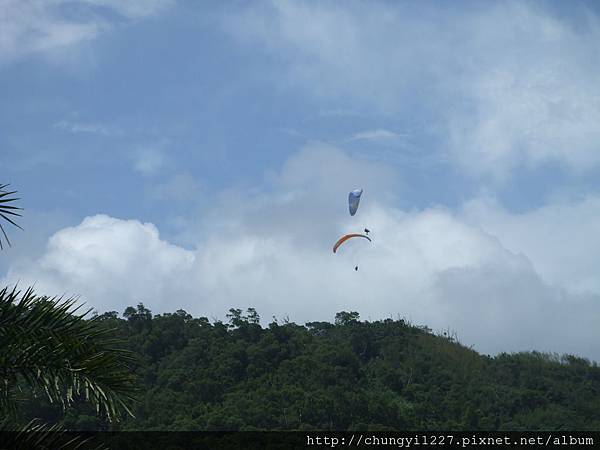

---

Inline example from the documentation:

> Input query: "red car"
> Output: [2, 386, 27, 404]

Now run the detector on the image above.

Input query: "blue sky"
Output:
[2, 0, 600, 360]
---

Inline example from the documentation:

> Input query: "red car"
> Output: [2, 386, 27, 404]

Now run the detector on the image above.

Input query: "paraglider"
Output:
[332, 233, 372, 253]
[348, 189, 363, 216]
[335, 188, 372, 271]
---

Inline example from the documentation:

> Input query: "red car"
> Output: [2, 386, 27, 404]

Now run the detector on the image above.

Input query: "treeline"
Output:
[20, 305, 600, 431]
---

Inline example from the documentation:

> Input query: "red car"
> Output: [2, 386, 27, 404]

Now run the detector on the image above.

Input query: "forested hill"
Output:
[24, 305, 600, 431]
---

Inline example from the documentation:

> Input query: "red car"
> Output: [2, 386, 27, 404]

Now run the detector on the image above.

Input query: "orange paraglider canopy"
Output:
[332, 233, 372, 253]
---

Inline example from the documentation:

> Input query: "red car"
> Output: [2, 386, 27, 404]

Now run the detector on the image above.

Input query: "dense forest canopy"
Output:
[19, 305, 600, 431]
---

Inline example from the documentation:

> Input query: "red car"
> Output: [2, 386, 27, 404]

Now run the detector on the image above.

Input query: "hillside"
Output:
[22, 305, 600, 431]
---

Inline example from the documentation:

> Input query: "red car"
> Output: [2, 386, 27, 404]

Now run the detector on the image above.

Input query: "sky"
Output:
[2, 0, 600, 361]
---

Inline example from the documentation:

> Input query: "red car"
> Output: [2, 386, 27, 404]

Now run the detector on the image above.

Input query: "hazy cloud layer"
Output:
[463, 195, 600, 295]
[54, 120, 115, 136]
[0, 0, 173, 64]
[5, 145, 600, 361]
[348, 129, 403, 142]
[132, 148, 167, 176]
[226, 1, 600, 179]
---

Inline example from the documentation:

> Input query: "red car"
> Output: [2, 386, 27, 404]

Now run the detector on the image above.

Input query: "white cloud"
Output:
[0, 0, 102, 63]
[225, 1, 600, 179]
[5, 144, 600, 361]
[54, 119, 115, 136]
[463, 195, 600, 295]
[0, 0, 174, 64]
[133, 148, 166, 176]
[348, 129, 403, 142]
[447, 17, 600, 179]
[4, 214, 195, 313]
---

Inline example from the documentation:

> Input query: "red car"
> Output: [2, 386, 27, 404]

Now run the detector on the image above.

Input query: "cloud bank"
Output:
[5, 144, 600, 361]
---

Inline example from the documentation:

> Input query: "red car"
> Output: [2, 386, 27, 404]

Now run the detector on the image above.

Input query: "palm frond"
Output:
[0, 286, 138, 422]
[0, 183, 23, 249]
[0, 418, 101, 449]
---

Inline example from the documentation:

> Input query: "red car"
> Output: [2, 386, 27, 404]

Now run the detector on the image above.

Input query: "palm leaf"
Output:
[0, 286, 138, 423]
[0, 184, 23, 249]
[0, 418, 102, 449]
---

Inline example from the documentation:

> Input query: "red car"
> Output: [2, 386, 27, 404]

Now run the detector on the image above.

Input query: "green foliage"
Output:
[334, 311, 360, 326]
[0, 286, 138, 424]
[18, 305, 600, 431]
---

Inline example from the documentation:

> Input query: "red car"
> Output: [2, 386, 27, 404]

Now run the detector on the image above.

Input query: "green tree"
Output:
[334, 311, 360, 326]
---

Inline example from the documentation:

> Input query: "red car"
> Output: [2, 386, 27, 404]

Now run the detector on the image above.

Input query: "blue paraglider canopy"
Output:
[348, 189, 363, 216]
